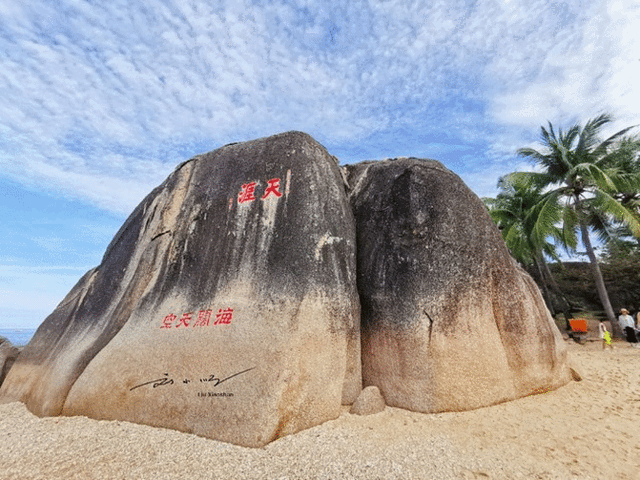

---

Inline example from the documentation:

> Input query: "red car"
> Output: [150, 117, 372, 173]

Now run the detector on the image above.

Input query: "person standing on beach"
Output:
[598, 322, 613, 350]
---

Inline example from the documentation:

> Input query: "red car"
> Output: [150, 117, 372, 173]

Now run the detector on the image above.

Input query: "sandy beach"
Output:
[1, 340, 639, 480]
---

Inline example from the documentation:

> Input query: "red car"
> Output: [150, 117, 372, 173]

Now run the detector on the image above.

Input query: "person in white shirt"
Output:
[618, 309, 640, 347]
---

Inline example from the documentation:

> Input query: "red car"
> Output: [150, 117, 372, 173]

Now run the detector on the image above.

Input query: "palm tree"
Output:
[606, 135, 640, 244]
[515, 113, 640, 331]
[484, 175, 573, 320]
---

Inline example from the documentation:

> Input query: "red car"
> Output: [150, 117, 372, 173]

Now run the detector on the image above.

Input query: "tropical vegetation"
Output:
[483, 175, 569, 317]
[484, 113, 640, 332]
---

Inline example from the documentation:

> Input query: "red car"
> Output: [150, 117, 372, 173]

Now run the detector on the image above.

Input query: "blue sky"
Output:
[1, 0, 639, 328]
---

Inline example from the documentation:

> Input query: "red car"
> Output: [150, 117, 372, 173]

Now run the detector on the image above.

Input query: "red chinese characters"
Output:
[160, 313, 177, 329]
[236, 177, 282, 204]
[214, 308, 234, 325]
[238, 182, 257, 204]
[160, 308, 233, 329]
[261, 178, 283, 199]
[176, 312, 192, 328]
[193, 309, 212, 327]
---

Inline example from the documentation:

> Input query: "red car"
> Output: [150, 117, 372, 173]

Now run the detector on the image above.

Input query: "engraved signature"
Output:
[130, 367, 256, 392]
[199, 367, 256, 386]
[129, 373, 174, 391]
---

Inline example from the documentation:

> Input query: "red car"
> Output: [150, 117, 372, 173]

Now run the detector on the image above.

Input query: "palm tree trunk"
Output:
[541, 258, 561, 296]
[540, 257, 575, 329]
[533, 255, 555, 316]
[579, 221, 620, 334]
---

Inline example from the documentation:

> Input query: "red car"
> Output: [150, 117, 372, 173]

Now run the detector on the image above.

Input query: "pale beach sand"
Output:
[1, 340, 639, 479]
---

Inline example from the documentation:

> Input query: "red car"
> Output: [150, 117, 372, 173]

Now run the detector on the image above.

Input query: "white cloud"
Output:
[0, 0, 638, 213]
[488, 0, 640, 137]
[3, 0, 640, 331]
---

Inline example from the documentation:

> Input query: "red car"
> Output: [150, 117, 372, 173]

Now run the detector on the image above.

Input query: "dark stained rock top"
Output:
[345, 158, 505, 331]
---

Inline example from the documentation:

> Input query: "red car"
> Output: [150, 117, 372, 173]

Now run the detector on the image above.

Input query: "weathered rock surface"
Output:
[0, 337, 19, 386]
[345, 158, 572, 413]
[0, 131, 361, 447]
[1, 135, 574, 444]
[350, 385, 385, 415]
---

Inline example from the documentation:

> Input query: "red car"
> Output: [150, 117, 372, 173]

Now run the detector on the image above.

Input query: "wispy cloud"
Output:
[1, 0, 638, 214]
[2, 0, 639, 329]
[488, 0, 640, 148]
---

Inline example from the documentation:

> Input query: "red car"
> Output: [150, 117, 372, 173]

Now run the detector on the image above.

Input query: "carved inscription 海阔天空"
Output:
[160, 308, 234, 329]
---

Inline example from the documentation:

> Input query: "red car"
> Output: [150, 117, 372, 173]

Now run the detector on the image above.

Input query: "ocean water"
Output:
[0, 328, 37, 347]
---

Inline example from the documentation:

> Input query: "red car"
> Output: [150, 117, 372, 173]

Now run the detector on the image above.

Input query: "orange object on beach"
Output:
[569, 318, 588, 333]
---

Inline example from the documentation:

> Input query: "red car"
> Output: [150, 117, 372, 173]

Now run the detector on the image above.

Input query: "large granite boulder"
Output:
[0, 131, 361, 447]
[345, 158, 571, 413]
[0, 337, 19, 386]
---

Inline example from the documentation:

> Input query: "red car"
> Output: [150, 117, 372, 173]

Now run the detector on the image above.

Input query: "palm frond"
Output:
[575, 114, 609, 154]
[527, 190, 563, 250]
[561, 206, 579, 251]
[562, 125, 581, 154]
[573, 163, 617, 191]
[592, 125, 639, 157]
[516, 147, 547, 165]
[542, 123, 556, 145]
[541, 240, 561, 262]
[591, 190, 640, 238]
[487, 207, 517, 227]
[507, 171, 558, 190]
[598, 135, 640, 171]
[582, 205, 616, 245]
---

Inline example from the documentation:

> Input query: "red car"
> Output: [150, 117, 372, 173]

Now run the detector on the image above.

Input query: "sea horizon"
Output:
[0, 328, 37, 347]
